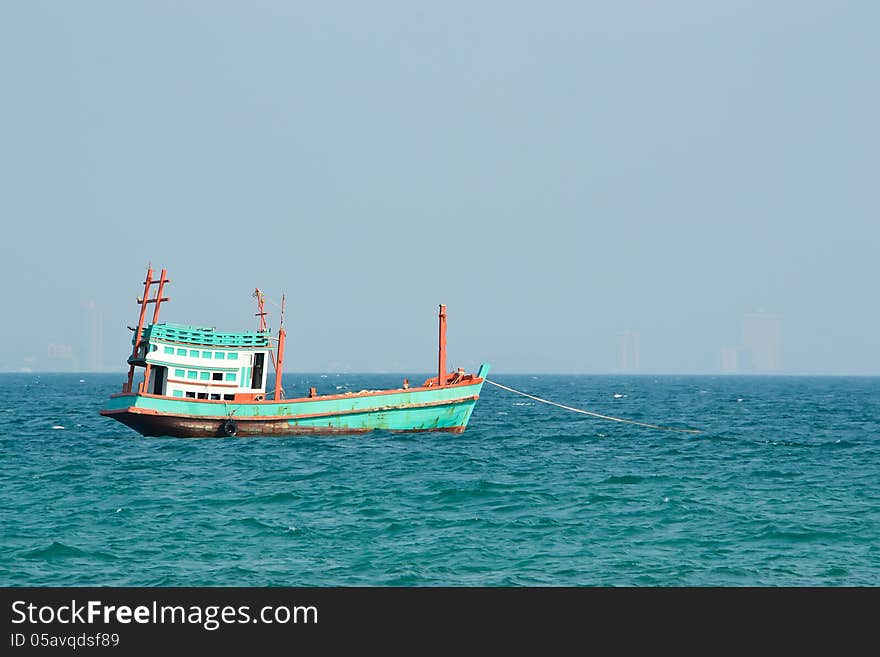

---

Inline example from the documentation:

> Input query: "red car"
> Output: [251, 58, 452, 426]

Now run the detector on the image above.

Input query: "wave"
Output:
[750, 469, 802, 479]
[755, 525, 843, 543]
[246, 490, 303, 504]
[435, 479, 518, 500]
[600, 475, 645, 485]
[233, 516, 301, 534]
[19, 541, 117, 562]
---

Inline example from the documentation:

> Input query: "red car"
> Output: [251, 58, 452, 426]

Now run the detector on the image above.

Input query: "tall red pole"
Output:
[273, 294, 286, 401]
[438, 304, 447, 387]
[274, 327, 286, 401]
[126, 267, 153, 392]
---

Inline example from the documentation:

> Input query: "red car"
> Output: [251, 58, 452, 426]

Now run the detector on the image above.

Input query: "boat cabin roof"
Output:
[140, 322, 272, 348]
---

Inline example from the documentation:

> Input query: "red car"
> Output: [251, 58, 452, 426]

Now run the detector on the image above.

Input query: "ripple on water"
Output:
[19, 541, 118, 562]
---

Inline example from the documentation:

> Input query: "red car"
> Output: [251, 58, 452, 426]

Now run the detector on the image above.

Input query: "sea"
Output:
[1, 373, 877, 586]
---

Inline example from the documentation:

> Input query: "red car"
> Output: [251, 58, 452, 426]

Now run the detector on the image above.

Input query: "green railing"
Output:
[138, 323, 271, 348]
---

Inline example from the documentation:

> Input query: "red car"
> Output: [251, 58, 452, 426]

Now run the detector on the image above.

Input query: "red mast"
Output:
[141, 268, 169, 392]
[438, 304, 447, 387]
[274, 294, 286, 401]
[125, 267, 153, 392]
[151, 269, 169, 325]
[124, 266, 169, 393]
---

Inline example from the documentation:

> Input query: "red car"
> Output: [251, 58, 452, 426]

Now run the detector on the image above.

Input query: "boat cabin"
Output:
[129, 323, 273, 401]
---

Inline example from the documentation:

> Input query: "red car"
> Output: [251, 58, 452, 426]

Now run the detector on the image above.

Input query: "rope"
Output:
[484, 379, 701, 434]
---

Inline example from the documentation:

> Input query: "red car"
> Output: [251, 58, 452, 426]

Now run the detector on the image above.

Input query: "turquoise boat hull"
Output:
[101, 365, 489, 438]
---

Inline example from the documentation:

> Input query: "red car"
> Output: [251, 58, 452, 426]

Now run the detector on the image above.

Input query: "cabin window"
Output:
[151, 344, 158, 352]
[228, 352, 239, 361]
[210, 393, 220, 400]
[189, 349, 199, 357]
[212, 372, 223, 381]
[177, 348, 187, 356]
[225, 373, 236, 382]
[185, 391, 196, 398]
[215, 352, 225, 359]
[174, 369, 185, 378]
[223, 394, 235, 400]
[197, 392, 208, 400]
[187, 371, 197, 379]
[164, 346, 174, 355]
[172, 390, 183, 398]
[251, 353, 264, 389]
[199, 371, 210, 381]
[202, 351, 211, 358]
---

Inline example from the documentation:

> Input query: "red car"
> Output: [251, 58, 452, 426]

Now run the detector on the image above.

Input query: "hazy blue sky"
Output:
[1, 1, 877, 374]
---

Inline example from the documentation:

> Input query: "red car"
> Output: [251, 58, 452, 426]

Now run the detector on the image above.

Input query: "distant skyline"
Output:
[721, 311, 783, 374]
[3, 306, 864, 376]
[618, 330, 641, 373]
[1, 2, 877, 375]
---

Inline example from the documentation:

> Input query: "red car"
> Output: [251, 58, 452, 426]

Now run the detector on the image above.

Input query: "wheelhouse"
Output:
[129, 323, 273, 402]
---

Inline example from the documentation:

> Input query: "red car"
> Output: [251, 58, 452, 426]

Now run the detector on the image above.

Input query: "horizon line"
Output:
[1, 370, 878, 378]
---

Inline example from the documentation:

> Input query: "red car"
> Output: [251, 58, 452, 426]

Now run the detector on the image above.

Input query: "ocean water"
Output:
[1, 372, 878, 586]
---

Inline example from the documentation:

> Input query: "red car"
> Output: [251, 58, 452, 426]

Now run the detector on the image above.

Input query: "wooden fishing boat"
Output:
[100, 267, 489, 437]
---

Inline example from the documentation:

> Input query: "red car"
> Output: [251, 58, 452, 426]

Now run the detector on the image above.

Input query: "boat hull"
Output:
[100, 368, 488, 438]
[102, 406, 473, 437]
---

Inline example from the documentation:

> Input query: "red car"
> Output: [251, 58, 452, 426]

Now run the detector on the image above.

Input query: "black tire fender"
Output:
[222, 418, 238, 437]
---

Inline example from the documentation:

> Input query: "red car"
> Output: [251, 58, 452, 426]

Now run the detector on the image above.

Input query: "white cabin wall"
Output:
[144, 341, 272, 399]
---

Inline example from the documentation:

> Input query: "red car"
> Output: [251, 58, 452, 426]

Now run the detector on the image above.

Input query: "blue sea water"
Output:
[1, 372, 878, 586]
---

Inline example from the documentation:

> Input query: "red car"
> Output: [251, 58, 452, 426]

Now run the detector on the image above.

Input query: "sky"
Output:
[0, 1, 877, 375]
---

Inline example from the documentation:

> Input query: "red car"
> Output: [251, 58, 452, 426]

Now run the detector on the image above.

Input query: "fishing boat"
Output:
[100, 267, 489, 438]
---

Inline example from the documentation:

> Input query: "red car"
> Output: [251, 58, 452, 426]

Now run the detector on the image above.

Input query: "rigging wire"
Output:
[485, 379, 702, 434]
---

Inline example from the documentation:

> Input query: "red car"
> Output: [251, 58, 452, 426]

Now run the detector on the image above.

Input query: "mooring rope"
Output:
[484, 379, 701, 434]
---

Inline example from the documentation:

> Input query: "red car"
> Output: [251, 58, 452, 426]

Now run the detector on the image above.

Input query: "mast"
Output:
[273, 294, 286, 401]
[141, 268, 169, 392]
[438, 304, 447, 387]
[125, 267, 153, 392]
[254, 288, 268, 332]
[254, 287, 278, 373]
[255, 287, 284, 399]
[124, 266, 169, 393]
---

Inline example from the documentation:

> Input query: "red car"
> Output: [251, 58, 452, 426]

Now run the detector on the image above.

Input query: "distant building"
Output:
[619, 330, 640, 372]
[742, 312, 782, 373]
[86, 300, 103, 372]
[47, 343, 77, 371]
[720, 346, 739, 373]
[719, 311, 783, 374]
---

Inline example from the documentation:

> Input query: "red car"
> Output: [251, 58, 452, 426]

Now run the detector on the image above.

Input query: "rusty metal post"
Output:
[274, 327, 286, 401]
[438, 304, 447, 387]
